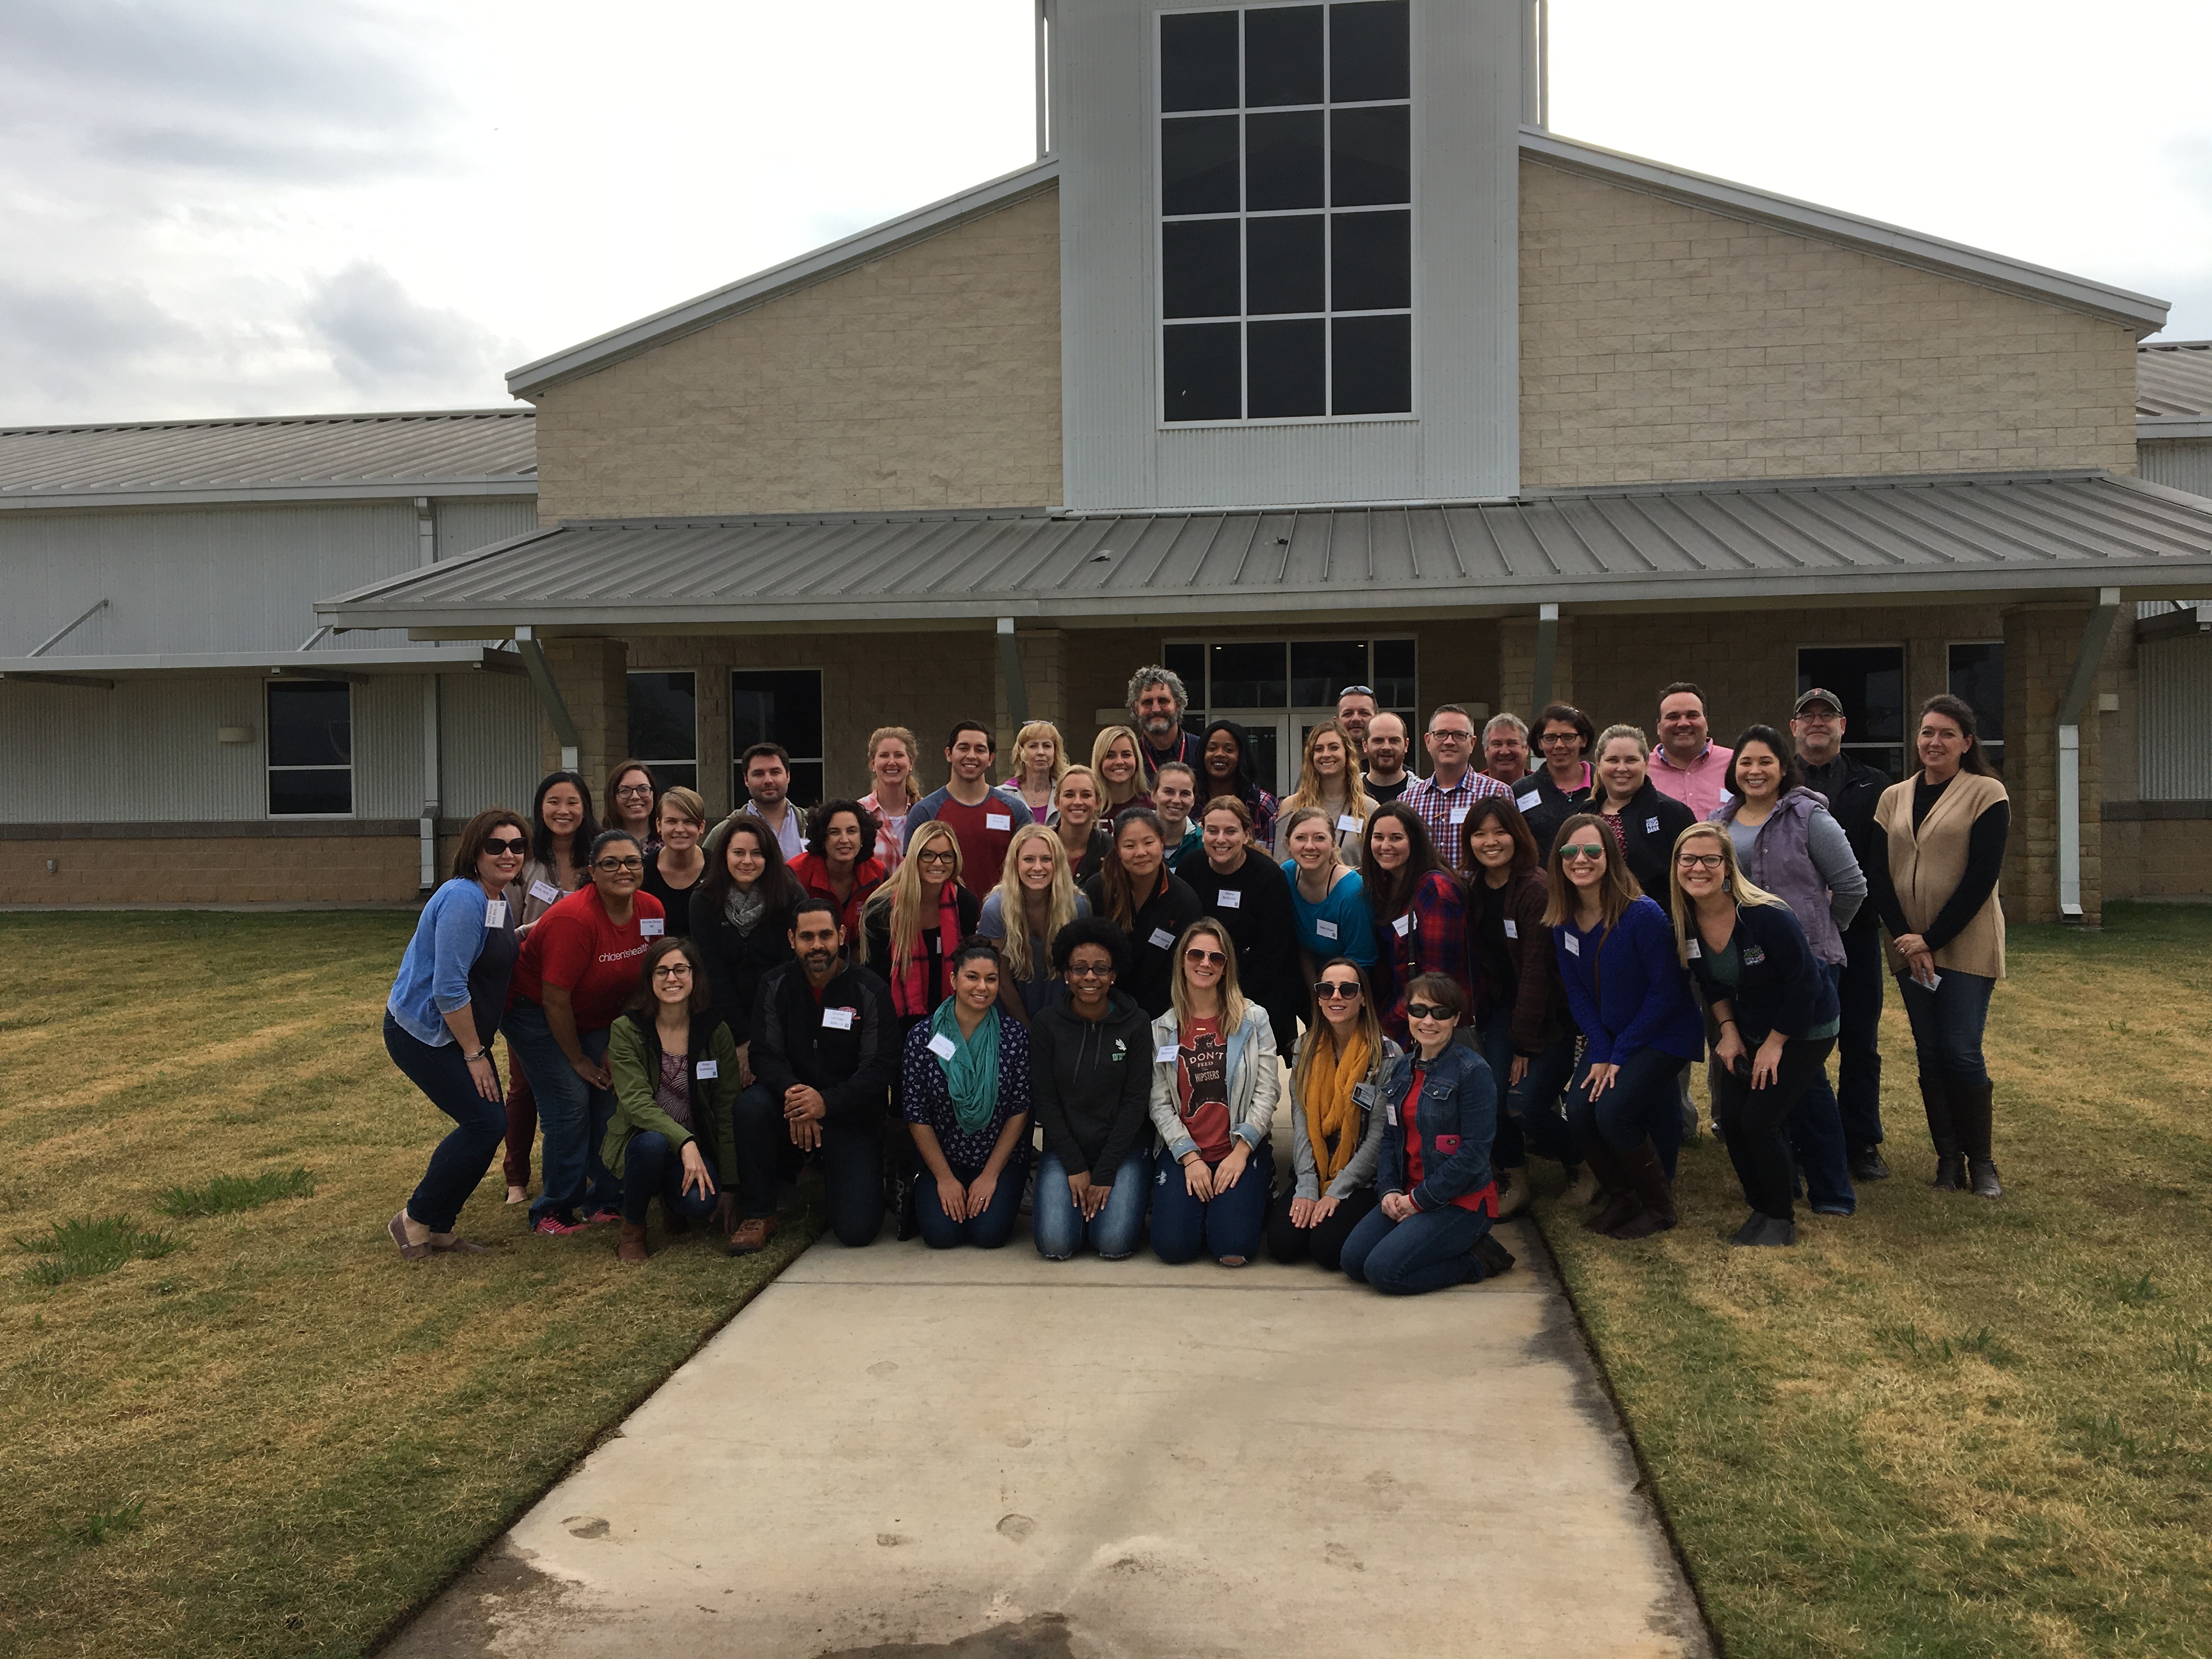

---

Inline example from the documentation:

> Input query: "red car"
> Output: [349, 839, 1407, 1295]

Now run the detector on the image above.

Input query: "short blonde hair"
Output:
[655, 786, 706, 827]
[1011, 721, 1070, 785]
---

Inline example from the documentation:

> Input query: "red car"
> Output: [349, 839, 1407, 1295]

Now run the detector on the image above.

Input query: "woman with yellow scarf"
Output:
[1263, 958, 1399, 1271]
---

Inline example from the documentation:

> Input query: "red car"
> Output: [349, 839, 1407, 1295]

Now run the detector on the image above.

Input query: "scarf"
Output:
[891, 881, 965, 1018]
[1304, 1025, 1372, 1190]
[724, 883, 766, 936]
[929, 998, 1002, 1135]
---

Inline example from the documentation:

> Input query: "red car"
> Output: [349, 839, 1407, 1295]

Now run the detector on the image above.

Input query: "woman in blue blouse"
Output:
[901, 943, 1034, 1249]
[1283, 807, 1378, 1025]
[1545, 812, 1704, 1240]
[382, 809, 530, 1258]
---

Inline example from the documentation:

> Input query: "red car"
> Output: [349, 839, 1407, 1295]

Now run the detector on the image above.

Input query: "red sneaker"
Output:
[585, 1208, 623, 1227]
[532, 1215, 586, 1237]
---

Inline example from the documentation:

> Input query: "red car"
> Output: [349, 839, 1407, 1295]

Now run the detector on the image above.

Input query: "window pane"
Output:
[1161, 9, 1240, 111]
[267, 681, 351, 768]
[1329, 1, 1409, 101]
[1246, 318, 1327, 416]
[1161, 115, 1241, 216]
[1331, 313, 1412, 414]
[1244, 4, 1323, 105]
[1948, 642, 2005, 743]
[1330, 208, 1410, 311]
[731, 669, 824, 759]
[1373, 637, 1417, 707]
[1246, 722, 1280, 792]
[1164, 641, 1206, 706]
[1330, 105, 1410, 206]
[269, 767, 352, 816]
[786, 762, 826, 811]
[1290, 640, 1369, 706]
[1245, 110, 1324, 210]
[648, 763, 699, 792]
[1164, 219, 1242, 318]
[1797, 647, 1904, 743]
[1247, 215, 1324, 314]
[1209, 641, 1286, 708]
[1163, 323, 1243, 421]
[627, 670, 696, 763]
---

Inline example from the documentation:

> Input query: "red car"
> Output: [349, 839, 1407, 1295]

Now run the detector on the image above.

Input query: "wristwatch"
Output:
[468, 1046, 493, 1062]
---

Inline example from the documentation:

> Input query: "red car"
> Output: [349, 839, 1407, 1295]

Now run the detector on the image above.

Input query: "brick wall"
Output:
[1519, 161, 2142, 489]
[533, 190, 1063, 522]
[3, 833, 424, 905]
[539, 638, 630, 789]
[2103, 817, 2212, 900]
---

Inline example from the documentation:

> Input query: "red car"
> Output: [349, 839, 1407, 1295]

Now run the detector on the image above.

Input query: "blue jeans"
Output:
[1566, 1047, 1688, 1178]
[1151, 1142, 1273, 1265]
[622, 1130, 723, 1227]
[729, 1082, 785, 1220]
[383, 1013, 505, 1234]
[1784, 964, 1855, 1213]
[1897, 968, 1995, 1089]
[1340, 1201, 1494, 1295]
[915, 1147, 1030, 1250]
[1477, 1006, 1579, 1170]
[1032, 1148, 1153, 1261]
[506, 1002, 620, 1225]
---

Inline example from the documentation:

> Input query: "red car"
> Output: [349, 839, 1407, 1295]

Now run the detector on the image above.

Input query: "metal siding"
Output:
[2138, 438, 2212, 498]
[440, 671, 543, 816]
[0, 676, 267, 822]
[2138, 634, 2212, 800]
[352, 674, 425, 820]
[2137, 343, 2212, 419]
[437, 497, 543, 558]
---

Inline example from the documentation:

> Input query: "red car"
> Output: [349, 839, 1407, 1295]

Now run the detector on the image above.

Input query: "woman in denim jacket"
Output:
[1340, 974, 1518, 1295]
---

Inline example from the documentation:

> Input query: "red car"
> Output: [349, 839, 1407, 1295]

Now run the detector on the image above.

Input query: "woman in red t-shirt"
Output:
[506, 830, 667, 1235]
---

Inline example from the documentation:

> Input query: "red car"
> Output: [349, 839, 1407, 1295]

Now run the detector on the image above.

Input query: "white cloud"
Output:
[302, 260, 514, 399]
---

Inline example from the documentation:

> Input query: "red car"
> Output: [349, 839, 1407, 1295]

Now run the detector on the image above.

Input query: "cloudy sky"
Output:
[2, 0, 2206, 426]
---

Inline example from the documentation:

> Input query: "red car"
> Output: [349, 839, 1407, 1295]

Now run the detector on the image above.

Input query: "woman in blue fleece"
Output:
[1545, 813, 1703, 1240]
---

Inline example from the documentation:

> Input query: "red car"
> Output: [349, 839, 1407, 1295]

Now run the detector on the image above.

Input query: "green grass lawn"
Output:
[1540, 901, 2212, 1659]
[0, 912, 820, 1659]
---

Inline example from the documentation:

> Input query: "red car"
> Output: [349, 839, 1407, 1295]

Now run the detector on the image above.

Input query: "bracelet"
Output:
[1718, 1019, 1738, 1030]
[467, 1047, 493, 1062]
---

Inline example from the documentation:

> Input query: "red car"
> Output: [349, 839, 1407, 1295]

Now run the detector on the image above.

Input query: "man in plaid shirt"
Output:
[1401, 703, 1510, 873]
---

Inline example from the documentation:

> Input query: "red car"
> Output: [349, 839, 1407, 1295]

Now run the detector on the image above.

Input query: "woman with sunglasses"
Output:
[1030, 918, 1156, 1261]
[1147, 919, 1281, 1267]
[1265, 960, 1398, 1271]
[1359, 803, 1469, 1044]
[603, 938, 741, 1264]
[382, 809, 531, 1258]
[1546, 813, 1703, 1240]
[506, 830, 668, 1237]
[1669, 825, 1839, 1247]
[1339, 974, 1518, 1295]
[503, 770, 599, 1204]
[1082, 807, 1204, 1018]
[1187, 794, 1304, 1057]
[901, 943, 1034, 1250]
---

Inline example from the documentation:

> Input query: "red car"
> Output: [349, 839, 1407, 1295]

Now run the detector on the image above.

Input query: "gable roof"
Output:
[0, 409, 537, 511]
[2138, 341, 2212, 439]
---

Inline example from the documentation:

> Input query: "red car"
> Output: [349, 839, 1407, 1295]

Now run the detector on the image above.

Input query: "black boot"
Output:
[1951, 1080, 2001, 1198]
[1921, 1077, 1965, 1190]
[1606, 1138, 1678, 1240]
[1848, 1144, 1891, 1182]
[1578, 1133, 1639, 1234]
[893, 1173, 920, 1241]
[1471, 1233, 1517, 1279]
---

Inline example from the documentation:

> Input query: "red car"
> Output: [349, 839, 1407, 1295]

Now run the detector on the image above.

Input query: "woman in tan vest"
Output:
[1868, 694, 2008, 1198]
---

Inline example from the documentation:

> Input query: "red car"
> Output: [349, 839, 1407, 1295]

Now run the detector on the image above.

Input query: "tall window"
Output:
[1947, 641, 2005, 774]
[627, 671, 698, 791]
[731, 669, 825, 809]
[1158, 1, 1412, 423]
[267, 680, 353, 816]
[1165, 636, 1414, 791]
[1797, 646, 1905, 780]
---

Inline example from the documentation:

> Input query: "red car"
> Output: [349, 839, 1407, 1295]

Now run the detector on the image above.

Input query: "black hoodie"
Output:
[1029, 989, 1154, 1187]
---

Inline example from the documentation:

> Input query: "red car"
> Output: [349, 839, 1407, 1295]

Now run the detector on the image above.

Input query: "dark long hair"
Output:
[1360, 803, 1446, 919]
[529, 770, 600, 867]
[1724, 724, 1805, 799]
[697, 814, 803, 931]
[1459, 795, 1542, 879]
[624, 936, 712, 1019]
[1200, 719, 1264, 812]
[1917, 693, 1995, 777]
[450, 808, 529, 881]
[1099, 807, 1169, 930]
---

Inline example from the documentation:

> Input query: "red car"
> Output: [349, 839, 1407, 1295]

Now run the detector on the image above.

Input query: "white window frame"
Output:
[626, 668, 699, 791]
[264, 678, 355, 820]
[1795, 642, 1908, 777]
[1154, 1, 1419, 428]
[730, 667, 827, 809]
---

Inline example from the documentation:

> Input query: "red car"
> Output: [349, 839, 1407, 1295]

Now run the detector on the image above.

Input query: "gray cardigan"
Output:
[1286, 1030, 1401, 1201]
[1147, 1003, 1280, 1163]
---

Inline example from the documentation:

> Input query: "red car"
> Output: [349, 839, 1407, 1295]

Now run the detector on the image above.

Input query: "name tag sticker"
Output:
[822, 1006, 855, 1031]
[696, 1059, 719, 1079]
[1385, 1096, 1400, 1127]
[985, 813, 1012, 832]
[1688, 938, 1702, 960]
[1155, 1044, 1179, 1063]
[1336, 814, 1361, 833]
[1392, 913, 1413, 938]
[927, 1032, 958, 1061]
[1504, 918, 1519, 939]
[1564, 933, 1582, 956]
[639, 918, 665, 938]
[484, 899, 507, 927]
[930, 933, 942, 953]
[528, 880, 560, 904]
[1516, 791, 1542, 812]
[1216, 889, 1242, 909]
[1315, 918, 1339, 940]
[1646, 816, 1661, 833]
[1449, 806, 1470, 825]
[1147, 927, 1176, 950]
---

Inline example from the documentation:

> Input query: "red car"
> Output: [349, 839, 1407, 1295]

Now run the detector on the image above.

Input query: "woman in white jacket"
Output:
[1148, 917, 1280, 1267]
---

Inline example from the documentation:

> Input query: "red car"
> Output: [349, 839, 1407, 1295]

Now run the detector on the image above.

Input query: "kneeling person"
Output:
[605, 938, 741, 1264]
[902, 944, 1034, 1249]
[1266, 960, 1397, 1272]
[1031, 919, 1156, 1261]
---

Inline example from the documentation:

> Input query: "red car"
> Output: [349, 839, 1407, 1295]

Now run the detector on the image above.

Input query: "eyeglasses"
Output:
[1064, 963, 1115, 979]
[652, 964, 693, 979]
[916, 849, 957, 866]
[1538, 731, 1583, 746]
[1336, 685, 1375, 699]
[1427, 728, 1474, 742]
[614, 783, 654, 798]
[1676, 853, 1725, 871]
[1183, 947, 1227, 966]
[1314, 980, 1361, 1000]
[594, 856, 645, 872]
[1406, 1002, 1454, 1022]
[1560, 843, 1607, 861]
[484, 836, 527, 855]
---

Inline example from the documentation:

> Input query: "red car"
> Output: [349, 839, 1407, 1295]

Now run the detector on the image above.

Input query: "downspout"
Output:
[2055, 586, 2123, 922]
[515, 625, 581, 773]
[1531, 602, 1559, 710]
[420, 675, 441, 897]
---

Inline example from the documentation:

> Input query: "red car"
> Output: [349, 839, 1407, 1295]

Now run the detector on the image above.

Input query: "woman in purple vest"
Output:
[1707, 725, 1867, 1216]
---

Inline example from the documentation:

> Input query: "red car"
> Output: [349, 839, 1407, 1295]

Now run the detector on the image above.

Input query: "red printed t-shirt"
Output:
[933, 794, 1020, 898]
[509, 885, 665, 1031]
[1177, 1014, 1233, 1164]
[1398, 1063, 1492, 1214]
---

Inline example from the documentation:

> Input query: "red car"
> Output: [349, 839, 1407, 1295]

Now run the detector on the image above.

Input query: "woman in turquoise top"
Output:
[1282, 808, 1378, 1032]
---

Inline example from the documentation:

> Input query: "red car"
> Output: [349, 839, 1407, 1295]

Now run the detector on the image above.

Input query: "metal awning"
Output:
[316, 471, 2212, 636]
[0, 645, 527, 689]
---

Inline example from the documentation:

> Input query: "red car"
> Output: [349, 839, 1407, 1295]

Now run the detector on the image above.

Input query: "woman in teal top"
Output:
[1282, 808, 1378, 1030]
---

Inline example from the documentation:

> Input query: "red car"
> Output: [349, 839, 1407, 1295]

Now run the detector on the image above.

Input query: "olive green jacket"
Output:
[603, 1012, 741, 1186]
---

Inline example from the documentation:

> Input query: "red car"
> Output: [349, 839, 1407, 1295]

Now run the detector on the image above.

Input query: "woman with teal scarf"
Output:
[901, 942, 1034, 1249]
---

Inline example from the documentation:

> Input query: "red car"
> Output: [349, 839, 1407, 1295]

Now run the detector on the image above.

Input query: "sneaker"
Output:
[531, 1215, 586, 1237]
[1848, 1147, 1891, 1182]
[585, 1208, 622, 1226]
[725, 1216, 777, 1256]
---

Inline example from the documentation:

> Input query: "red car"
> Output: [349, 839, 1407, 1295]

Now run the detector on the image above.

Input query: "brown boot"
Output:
[617, 1221, 650, 1265]
[1950, 1080, 2001, 1197]
[725, 1215, 777, 1256]
[1581, 1138, 1640, 1235]
[1606, 1139, 1678, 1240]
[1494, 1166, 1532, 1220]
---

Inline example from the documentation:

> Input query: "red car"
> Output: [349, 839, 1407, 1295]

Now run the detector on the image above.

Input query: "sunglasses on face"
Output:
[484, 837, 527, 855]
[1184, 947, 1227, 967]
[1406, 1002, 1454, 1022]
[1314, 980, 1361, 1000]
[594, 856, 645, 872]
[1561, 843, 1607, 861]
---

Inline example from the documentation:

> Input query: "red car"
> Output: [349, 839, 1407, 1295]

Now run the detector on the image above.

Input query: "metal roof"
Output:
[0, 409, 537, 510]
[318, 471, 2212, 635]
[2138, 341, 2212, 440]
[0, 644, 527, 686]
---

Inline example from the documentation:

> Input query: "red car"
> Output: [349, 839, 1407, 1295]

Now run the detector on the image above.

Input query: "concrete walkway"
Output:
[390, 1216, 1709, 1659]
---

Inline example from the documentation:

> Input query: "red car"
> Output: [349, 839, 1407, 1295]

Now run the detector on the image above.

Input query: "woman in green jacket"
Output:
[605, 938, 742, 1264]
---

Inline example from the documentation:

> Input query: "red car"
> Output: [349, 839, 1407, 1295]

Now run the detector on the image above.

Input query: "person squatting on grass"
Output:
[1264, 959, 1396, 1273]
[604, 938, 742, 1265]
[900, 943, 1034, 1250]
[1029, 918, 1156, 1262]
[382, 809, 530, 1259]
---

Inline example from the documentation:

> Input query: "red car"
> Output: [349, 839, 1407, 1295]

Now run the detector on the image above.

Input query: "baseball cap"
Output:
[1793, 687, 1844, 715]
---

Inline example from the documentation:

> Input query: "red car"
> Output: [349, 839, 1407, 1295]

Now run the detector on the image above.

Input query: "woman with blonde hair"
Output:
[1147, 917, 1280, 1267]
[1669, 823, 1838, 1247]
[1276, 718, 1373, 859]
[1004, 721, 1070, 823]
[1091, 725, 1152, 816]
[1051, 765, 1111, 882]
[1263, 959, 1398, 1271]
[859, 725, 924, 871]
[978, 823, 1091, 1018]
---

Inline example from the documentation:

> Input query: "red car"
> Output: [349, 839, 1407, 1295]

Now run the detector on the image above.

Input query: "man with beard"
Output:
[1127, 665, 1205, 783]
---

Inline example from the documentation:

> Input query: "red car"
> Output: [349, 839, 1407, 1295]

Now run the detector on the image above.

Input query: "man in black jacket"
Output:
[1791, 688, 1893, 1181]
[747, 897, 901, 1246]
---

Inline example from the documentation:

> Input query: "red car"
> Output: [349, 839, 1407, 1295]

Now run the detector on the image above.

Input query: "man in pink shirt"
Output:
[1647, 682, 1735, 820]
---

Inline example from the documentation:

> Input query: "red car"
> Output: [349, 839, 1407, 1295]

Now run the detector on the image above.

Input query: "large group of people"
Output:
[384, 662, 2012, 1287]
